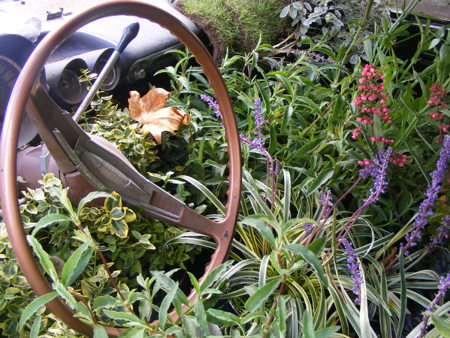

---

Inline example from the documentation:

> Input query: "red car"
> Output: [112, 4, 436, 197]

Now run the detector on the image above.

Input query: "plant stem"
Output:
[74, 222, 136, 317]
[340, 0, 374, 65]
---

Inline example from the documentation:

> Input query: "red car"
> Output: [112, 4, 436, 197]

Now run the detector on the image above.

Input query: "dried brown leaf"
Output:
[128, 89, 189, 144]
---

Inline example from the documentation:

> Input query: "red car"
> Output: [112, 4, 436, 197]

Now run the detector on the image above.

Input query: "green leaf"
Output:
[200, 263, 228, 293]
[305, 169, 334, 197]
[315, 326, 340, 338]
[93, 295, 117, 310]
[187, 271, 201, 296]
[178, 175, 225, 215]
[159, 282, 178, 329]
[103, 310, 145, 325]
[245, 279, 281, 312]
[359, 264, 372, 338]
[27, 236, 58, 281]
[181, 315, 198, 336]
[431, 313, 450, 336]
[194, 298, 210, 335]
[396, 254, 407, 338]
[53, 282, 77, 309]
[277, 296, 287, 335]
[77, 191, 112, 214]
[287, 138, 323, 161]
[60, 188, 77, 222]
[286, 244, 328, 287]
[269, 124, 278, 154]
[119, 327, 146, 338]
[94, 325, 109, 338]
[282, 169, 291, 223]
[111, 219, 129, 238]
[302, 311, 316, 338]
[428, 38, 441, 50]
[61, 242, 93, 286]
[308, 237, 326, 255]
[207, 309, 240, 326]
[31, 214, 72, 236]
[241, 216, 276, 247]
[30, 315, 42, 338]
[19, 292, 58, 330]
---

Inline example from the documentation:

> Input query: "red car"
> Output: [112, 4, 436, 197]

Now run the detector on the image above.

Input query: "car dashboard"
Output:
[0, 0, 201, 146]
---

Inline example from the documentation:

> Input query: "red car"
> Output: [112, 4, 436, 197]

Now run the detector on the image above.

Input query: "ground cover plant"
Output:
[0, 0, 449, 337]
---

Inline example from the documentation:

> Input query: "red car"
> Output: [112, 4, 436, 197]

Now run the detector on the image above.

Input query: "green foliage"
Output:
[79, 94, 159, 176]
[176, 0, 289, 58]
[2, 3, 450, 336]
[280, 0, 391, 63]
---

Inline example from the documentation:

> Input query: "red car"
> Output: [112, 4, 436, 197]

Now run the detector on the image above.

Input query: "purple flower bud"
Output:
[304, 222, 313, 234]
[340, 238, 363, 304]
[429, 214, 449, 249]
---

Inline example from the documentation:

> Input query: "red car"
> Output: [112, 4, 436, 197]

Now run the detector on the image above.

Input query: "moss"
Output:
[175, 0, 289, 60]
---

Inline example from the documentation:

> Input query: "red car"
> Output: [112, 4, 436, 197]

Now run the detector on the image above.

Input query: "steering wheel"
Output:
[0, 1, 241, 336]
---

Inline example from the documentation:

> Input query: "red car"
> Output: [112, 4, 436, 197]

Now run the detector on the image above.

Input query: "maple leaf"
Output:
[128, 88, 190, 144]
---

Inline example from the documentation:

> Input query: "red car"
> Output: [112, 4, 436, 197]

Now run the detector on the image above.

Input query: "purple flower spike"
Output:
[401, 135, 450, 256]
[340, 238, 363, 304]
[318, 190, 333, 222]
[362, 147, 392, 205]
[240, 99, 271, 163]
[419, 272, 450, 338]
[200, 94, 223, 121]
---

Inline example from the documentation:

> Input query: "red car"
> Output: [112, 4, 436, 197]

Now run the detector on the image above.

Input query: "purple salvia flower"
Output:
[338, 147, 392, 239]
[419, 272, 450, 338]
[273, 158, 281, 177]
[200, 94, 223, 121]
[340, 238, 363, 304]
[304, 222, 313, 234]
[320, 190, 333, 207]
[318, 190, 333, 222]
[362, 147, 392, 204]
[429, 214, 450, 249]
[240, 99, 278, 175]
[401, 135, 450, 256]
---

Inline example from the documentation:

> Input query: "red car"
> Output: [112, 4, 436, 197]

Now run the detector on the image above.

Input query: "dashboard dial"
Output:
[0, 55, 37, 147]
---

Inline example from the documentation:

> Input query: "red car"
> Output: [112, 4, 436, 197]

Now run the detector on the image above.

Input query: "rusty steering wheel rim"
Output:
[0, 1, 241, 336]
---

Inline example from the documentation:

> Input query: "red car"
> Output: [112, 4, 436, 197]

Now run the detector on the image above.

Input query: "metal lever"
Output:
[72, 22, 140, 122]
